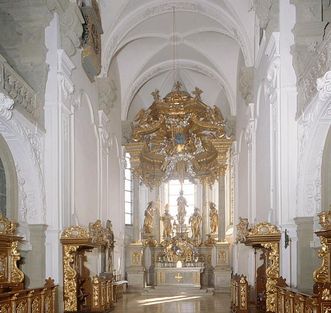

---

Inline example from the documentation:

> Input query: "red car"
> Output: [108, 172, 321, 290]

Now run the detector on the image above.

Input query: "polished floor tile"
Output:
[113, 293, 231, 313]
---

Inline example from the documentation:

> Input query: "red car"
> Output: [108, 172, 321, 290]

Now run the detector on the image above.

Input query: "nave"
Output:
[112, 293, 231, 313]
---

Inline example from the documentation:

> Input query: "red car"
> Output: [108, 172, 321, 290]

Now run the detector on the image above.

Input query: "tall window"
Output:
[0, 157, 5, 216]
[164, 179, 195, 224]
[124, 153, 133, 225]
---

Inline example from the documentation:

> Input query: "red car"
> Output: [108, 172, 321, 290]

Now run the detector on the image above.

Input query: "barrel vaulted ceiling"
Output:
[98, 0, 255, 121]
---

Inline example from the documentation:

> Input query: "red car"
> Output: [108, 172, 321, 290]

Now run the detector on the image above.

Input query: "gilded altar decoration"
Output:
[143, 201, 155, 235]
[161, 204, 174, 239]
[89, 219, 107, 245]
[261, 241, 280, 313]
[209, 202, 218, 234]
[131, 251, 142, 265]
[126, 82, 232, 187]
[61, 220, 115, 312]
[313, 236, 329, 283]
[0, 213, 16, 235]
[318, 210, 331, 231]
[189, 208, 202, 242]
[63, 245, 79, 312]
[236, 217, 250, 243]
[11, 241, 24, 283]
[80, 0, 103, 82]
[236, 219, 281, 313]
[61, 225, 90, 240]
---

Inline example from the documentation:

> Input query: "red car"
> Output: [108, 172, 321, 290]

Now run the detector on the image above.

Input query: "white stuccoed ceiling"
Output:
[99, 0, 255, 121]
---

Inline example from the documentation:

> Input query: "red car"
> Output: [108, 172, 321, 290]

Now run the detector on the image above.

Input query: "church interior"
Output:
[0, 0, 330, 312]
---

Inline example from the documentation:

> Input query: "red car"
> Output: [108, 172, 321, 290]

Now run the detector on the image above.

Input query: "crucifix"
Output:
[175, 272, 183, 282]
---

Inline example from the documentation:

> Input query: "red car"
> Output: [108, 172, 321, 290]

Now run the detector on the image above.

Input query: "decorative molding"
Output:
[0, 54, 39, 122]
[297, 70, 331, 216]
[239, 66, 254, 105]
[252, 0, 273, 29]
[0, 111, 46, 225]
[317, 71, 331, 102]
[291, 7, 331, 117]
[57, 49, 80, 111]
[0, 92, 14, 120]
[102, 0, 254, 75]
[97, 77, 117, 117]
[47, 0, 84, 57]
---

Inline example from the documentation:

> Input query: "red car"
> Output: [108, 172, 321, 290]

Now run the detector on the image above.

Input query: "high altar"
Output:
[125, 83, 233, 292]
[125, 195, 231, 292]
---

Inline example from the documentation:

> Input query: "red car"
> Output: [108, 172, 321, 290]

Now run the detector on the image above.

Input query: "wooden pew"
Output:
[61, 219, 115, 313]
[0, 214, 57, 313]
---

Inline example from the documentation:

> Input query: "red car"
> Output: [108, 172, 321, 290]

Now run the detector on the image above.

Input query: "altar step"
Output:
[142, 286, 215, 296]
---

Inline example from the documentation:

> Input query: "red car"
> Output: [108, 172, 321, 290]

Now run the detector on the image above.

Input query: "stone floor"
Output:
[113, 293, 231, 313]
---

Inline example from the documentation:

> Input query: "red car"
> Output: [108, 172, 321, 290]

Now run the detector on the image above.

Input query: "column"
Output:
[201, 182, 208, 240]
[218, 175, 225, 242]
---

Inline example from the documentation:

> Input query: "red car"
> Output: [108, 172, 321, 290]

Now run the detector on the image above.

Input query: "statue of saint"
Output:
[143, 201, 154, 234]
[189, 208, 202, 242]
[177, 190, 188, 225]
[209, 202, 218, 234]
[161, 204, 173, 239]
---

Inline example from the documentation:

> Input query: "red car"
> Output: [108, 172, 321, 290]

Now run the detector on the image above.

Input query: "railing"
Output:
[0, 278, 56, 313]
[231, 273, 249, 313]
[91, 276, 113, 312]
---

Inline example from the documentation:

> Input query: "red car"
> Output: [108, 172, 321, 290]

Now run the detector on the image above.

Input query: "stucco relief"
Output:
[97, 77, 117, 117]
[252, 0, 273, 29]
[0, 92, 14, 120]
[0, 113, 46, 225]
[297, 70, 331, 216]
[239, 66, 254, 105]
[47, 0, 84, 57]
[0, 55, 40, 122]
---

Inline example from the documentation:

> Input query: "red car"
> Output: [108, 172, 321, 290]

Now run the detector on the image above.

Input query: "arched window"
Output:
[124, 153, 133, 225]
[0, 157, 6, 216]
[0, 134, 18, 219]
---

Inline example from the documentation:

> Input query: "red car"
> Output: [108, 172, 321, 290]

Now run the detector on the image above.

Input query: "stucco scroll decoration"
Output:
[0, 54, 39, 121]
[239, 66, 254, 105]
[0, 92, 14, 120]
[47, 0, 84, 57]
[317, 71, 331, 102]
[97, 77, 117, 117]
[297, 70, 331, 216]
[296, 27, 331, 117]
[252, 0, 273, 29]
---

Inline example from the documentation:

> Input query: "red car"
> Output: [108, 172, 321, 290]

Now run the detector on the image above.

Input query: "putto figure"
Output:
[161, 204, 173, 239]
[209, 202, 218, 234]
[189, 208, 202, 242]
[143, 201, 155, 234]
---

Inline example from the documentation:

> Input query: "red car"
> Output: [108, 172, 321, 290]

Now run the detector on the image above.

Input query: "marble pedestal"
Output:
[213, 242, 231, 293]
[126, 242, 145, 290]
